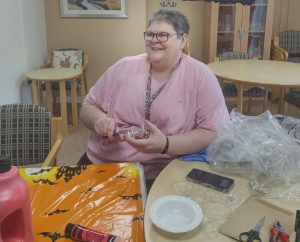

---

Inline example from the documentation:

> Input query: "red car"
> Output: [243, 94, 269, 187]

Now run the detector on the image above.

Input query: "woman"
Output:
[79, 9, 229, 182]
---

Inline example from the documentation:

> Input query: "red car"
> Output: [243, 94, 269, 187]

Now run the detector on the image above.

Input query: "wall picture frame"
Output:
[60, 0, 128, 18]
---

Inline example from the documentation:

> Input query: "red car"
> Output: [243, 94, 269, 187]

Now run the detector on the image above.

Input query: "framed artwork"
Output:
[60, 0, 128, 18]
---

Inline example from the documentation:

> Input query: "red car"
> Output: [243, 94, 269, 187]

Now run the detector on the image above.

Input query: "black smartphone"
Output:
[186, 168, 235, 193]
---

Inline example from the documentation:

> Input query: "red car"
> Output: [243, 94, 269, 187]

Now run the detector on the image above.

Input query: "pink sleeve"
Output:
[82, 61, 121, 113]
[195, 65, 229, 131]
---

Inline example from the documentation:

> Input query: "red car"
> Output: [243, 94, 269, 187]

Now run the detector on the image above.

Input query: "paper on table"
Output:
[219, 196, 295, 241]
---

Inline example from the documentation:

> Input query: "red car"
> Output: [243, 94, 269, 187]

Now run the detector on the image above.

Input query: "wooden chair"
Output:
[284, 90, 300, 114]
[0, 104, 63, 167]
[271, 30, 300, 101]
[41, 48, 89, 113]
[217, 51, 268, 113]
[271, 30, 300, 63]
[274, 114, 300, 143]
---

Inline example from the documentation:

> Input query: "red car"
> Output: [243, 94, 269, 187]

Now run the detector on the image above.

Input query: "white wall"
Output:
[0, 0, 47, 105]
[273, 0, 300, 36]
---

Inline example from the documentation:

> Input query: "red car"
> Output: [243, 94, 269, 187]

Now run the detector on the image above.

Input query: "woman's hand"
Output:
[125, 120, 167, 154]
[94, 116, 116, 140]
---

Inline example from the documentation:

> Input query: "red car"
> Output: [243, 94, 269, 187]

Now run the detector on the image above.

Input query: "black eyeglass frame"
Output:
[143, 32, 183, 42]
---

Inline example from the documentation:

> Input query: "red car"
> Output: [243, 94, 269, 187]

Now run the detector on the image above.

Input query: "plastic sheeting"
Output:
[20, 163, 145, 242]
[207, 109, 300, 198]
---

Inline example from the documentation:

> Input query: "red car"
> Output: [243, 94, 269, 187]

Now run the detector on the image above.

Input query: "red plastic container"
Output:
[0, 155, 33, 242]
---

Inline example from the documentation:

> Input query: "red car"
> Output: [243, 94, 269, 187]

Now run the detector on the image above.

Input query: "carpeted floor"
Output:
[57, 116, 90, 166]
[57, 100, 300, 166]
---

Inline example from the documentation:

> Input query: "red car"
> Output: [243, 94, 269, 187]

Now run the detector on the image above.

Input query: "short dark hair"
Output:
[148, 9, 190, 36]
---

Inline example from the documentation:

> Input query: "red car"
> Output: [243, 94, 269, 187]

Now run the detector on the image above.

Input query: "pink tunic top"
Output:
[83, 53, 229, 179]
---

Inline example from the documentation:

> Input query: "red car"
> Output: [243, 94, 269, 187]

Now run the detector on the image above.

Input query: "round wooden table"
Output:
[208, 60, 300, 114]
[144, 159, 297, 241]
[26, 68, 82, 135]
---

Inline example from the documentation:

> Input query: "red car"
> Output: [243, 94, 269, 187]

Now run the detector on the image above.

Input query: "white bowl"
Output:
[149, 195, 203, 233]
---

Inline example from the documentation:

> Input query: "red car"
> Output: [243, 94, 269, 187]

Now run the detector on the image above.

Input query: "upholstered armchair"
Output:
[0, 104, 63, 167]
[218, 51, 268, 113]
[271, 31, 300, 101]
[271, 30, 300, 63]
[284, 90, 300, 113]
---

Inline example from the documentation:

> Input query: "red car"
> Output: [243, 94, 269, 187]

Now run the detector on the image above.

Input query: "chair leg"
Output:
[84, 72, 88, 94]
[80, 72, 86, 101]
[263, 89, 268, 112]
[45, 82, 53, 114]
[71, 78, 78, 126]
[52, 89, 59, 116]
[283, 101, 288, 115]
[247, 97, 252, 114]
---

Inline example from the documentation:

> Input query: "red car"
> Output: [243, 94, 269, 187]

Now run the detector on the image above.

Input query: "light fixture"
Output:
[160, 0, 177, 7]
[181, 0, 255, 5]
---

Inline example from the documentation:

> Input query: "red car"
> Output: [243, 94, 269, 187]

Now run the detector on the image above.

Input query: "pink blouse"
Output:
[82, 53, 229, 179]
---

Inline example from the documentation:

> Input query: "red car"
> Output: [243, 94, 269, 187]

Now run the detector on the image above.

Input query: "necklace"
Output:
[145, 56, 182, 120]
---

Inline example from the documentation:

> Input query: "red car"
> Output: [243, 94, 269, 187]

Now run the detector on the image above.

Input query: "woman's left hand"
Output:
[125, 120, 167, 154]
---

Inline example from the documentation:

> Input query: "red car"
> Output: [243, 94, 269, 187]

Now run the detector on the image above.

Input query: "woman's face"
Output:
[145, 20, 186, 68]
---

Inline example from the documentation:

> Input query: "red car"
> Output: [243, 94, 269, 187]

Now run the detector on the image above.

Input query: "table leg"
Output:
[236, 83, 244, 113]
[45, 82, 53, 114]
[59, 81, 68, 135]
[31, 80, 40, 105]
[71, 78, 78, 126]
[278, 87, 287, 114]
[80, 72, 86, 100]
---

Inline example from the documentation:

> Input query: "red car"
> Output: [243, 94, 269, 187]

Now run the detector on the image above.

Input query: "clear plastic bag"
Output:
[207, 109, 300, 198]
[103, 124, 150, 141]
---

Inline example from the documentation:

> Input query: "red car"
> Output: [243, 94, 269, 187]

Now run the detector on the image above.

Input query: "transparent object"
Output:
[217, 33, 234, 56]
[218, 5, 236, 32]
[247, 2, 268, 59]
[104, 124, 150, 141]
[207, 109, 300, 198]
[217, 5, 236, 56]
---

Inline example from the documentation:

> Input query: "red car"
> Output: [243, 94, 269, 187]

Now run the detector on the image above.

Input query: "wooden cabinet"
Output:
[203, 0, 274, 63]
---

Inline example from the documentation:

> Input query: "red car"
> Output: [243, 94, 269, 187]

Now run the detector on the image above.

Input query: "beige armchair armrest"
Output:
[39, 63, 51, 69]
[42, 135, 63, 167]
[42, 117, 63, 167]
[271, 36, 288, 61]
[271, 44, 288, 61]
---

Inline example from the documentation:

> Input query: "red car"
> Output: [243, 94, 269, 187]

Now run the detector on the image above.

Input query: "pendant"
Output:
[145, 112, 151, 121]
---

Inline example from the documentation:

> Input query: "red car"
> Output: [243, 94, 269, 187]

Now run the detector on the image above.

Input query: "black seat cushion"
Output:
[0, 104, 51, 166]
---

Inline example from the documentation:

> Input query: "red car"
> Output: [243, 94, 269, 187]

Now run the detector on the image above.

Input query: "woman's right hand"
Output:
[94, 115, 116, 140]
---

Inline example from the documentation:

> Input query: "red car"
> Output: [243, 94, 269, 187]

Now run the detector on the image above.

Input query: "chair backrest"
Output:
[274, 114, 300, 141]
[49, 48, 88, 70]
[219, 51, 252, 61]
[0, 104, 52, 166]
[52, 49, 82, 70]
[284, 91, 300, 109]
[47, 48, 88, 90]
[279, 30, 300, 56]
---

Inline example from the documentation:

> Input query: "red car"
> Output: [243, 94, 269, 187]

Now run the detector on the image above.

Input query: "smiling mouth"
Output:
[151, 47, 164, 51]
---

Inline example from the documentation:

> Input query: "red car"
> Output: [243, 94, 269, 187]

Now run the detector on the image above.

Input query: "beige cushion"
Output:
[52, 50, 83, 70]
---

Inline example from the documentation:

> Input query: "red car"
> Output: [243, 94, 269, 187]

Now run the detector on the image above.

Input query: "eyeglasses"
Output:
[143, 32, 181, 42]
